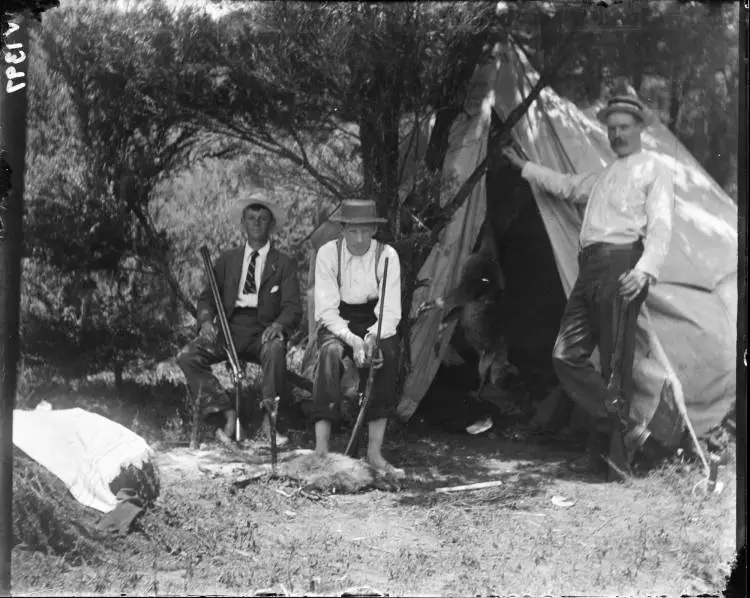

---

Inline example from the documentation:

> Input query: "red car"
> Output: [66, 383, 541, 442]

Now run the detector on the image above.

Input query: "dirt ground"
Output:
[11, 415, 737, 597]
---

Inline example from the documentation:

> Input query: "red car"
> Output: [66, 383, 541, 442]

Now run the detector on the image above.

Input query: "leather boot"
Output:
[568, 427, 610, 475]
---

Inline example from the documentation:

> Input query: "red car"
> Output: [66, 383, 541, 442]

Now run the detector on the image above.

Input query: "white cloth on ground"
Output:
[12, 406, 155, 513]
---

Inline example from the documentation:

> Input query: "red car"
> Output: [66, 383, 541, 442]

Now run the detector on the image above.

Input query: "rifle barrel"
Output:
[199, 246, 242, 379]
[200, 246, 243, 442]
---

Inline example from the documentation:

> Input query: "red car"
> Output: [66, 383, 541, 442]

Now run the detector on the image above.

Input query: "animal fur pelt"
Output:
[420, 248, 516, 391]
[201, 449, 402, 494]
[273, 452, 401, 493]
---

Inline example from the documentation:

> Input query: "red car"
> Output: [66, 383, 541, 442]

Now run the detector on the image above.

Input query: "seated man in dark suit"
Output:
[177, 193, 302, 446]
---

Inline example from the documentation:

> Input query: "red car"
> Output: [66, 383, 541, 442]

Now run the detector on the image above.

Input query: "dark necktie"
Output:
[243, 251, 259, 294]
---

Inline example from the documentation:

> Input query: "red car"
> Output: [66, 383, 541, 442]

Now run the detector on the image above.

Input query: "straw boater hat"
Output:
[596, 95, 654, 126]
[329, 199, 387, 224]
[233, 191, 286, 228]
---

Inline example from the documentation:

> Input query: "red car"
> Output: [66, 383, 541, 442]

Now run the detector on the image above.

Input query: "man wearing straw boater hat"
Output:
[501, 91, 675, 479]
[312, 198, 404, 478]
[177, 192, 301, 446]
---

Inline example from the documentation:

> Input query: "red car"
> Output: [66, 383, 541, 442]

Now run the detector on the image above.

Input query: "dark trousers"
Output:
[177, 308, 286, 425]
[310, 328, 400, 424]
[552, 241, 647, 433]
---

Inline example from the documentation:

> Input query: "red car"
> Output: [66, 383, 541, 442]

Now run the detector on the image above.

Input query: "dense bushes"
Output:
[14, 0, 739, 393]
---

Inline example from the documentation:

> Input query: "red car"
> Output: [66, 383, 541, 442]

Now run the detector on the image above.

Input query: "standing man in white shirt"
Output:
[501, 94, 675, 478]
[177, 193, 301, 446]
[312, 199, 404, 478]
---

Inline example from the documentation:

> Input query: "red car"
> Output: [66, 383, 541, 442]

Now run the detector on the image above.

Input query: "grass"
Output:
[10, 366, 738, 597]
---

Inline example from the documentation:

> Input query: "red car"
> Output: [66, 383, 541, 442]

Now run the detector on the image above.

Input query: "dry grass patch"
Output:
[10, 387, 737, 596]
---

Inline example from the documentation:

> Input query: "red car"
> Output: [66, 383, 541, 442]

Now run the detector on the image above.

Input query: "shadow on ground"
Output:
[380, 422, 574, 507]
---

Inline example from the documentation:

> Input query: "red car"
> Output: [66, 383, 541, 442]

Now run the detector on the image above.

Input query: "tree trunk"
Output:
[706, 104, 730, 188]
[359, 116, 381, 196]
[358, 93, 401, 240]
[114, 356, 124, 396]
[629, 1, 650, 96]
[667, 75, 681, 133]
[584, 51, 602, 104]
[632, 70, 643, 97]
[169, 283, 180, 328]
[381, 79, 402, 241]
[75, 291, 92, 346]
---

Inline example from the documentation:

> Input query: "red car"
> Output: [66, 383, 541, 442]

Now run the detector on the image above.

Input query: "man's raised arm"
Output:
[501, 146, 597, 204]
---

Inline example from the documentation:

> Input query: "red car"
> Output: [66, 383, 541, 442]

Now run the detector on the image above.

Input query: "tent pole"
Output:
[0, 14, 30, 596]
[426, 13, 588, 249]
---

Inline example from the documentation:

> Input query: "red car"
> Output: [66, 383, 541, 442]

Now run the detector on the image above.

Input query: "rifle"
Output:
[200, 245, 243, 444]
[345, 257, 389, 457]
[603, 298, 635, 479]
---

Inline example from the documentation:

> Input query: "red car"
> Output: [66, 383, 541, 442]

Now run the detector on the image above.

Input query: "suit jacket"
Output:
[196, 244, 302, 337]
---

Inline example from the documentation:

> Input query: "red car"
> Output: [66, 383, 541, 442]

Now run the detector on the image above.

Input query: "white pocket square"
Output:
[270, 285, 279, 294]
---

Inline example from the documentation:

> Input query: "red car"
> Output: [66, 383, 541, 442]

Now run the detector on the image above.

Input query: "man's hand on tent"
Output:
[499, 145, 527, 172]
[618, 269, 652, 303]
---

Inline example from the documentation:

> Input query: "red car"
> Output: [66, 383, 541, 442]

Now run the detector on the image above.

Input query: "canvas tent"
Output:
[391, 42, 737, 446]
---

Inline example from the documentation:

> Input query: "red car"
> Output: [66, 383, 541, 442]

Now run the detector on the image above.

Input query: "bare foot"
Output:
[366, 455, 405, 479]
[215, 428, 235, 448]
[222, 410, 237, 439]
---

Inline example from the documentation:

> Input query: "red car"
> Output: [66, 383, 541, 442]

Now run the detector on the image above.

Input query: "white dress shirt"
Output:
[314, 238, 401, 345]
[521, 149, 675, 281]
[235, 241, 270, 308]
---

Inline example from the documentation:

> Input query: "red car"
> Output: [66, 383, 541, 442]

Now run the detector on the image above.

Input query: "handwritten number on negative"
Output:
[4, 22, 26, 93]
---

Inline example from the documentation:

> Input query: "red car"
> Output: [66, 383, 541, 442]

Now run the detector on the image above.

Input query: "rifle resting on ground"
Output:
[604, 297, 638, 479]
[345, 257, 390, 458]
[200, 245, 244, 444]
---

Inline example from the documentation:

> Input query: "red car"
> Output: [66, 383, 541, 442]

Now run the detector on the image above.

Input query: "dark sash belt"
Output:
[579, 239, 644, 265]
[339, 299, 378, 339]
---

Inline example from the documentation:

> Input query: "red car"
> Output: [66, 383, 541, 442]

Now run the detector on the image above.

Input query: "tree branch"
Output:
[119, 178, 198, 318]
[197, 113, 345, 199]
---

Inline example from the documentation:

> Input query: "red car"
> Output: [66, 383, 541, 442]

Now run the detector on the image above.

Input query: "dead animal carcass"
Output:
[419, 250, 518, 403]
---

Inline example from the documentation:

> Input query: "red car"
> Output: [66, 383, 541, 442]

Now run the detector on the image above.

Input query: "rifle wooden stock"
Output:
[200, 245, 243, 442]
[345, 258, 390, 457]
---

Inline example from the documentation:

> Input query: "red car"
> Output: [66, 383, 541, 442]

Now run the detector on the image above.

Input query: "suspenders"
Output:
[336, 237, 384, 290]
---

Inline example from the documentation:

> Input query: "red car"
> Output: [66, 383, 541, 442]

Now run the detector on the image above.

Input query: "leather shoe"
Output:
[568, 428, 610, 475]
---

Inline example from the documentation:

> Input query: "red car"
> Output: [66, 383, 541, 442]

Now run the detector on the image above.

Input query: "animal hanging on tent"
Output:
[418, 230, 518, 410]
